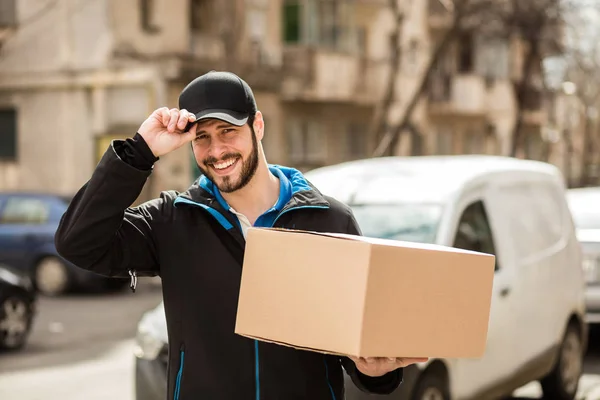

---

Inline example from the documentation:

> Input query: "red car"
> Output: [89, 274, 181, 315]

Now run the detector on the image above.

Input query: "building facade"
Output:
[0, 0, 558, 201]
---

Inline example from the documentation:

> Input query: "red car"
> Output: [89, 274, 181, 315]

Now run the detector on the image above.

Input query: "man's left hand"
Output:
[350, 356, 429, 377]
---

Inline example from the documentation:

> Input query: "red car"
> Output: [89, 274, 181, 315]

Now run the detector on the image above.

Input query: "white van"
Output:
[304, 155, 587, 400]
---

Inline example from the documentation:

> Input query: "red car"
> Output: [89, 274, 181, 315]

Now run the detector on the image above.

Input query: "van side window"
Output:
[500, 182, 564, 259]
[453, 201, 499, 270]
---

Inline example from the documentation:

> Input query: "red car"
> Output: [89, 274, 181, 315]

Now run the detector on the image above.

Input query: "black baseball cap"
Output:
[179, 71, 257, 130]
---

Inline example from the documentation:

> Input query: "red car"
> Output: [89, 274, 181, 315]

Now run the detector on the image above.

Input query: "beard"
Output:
[197, 129, 259, 194]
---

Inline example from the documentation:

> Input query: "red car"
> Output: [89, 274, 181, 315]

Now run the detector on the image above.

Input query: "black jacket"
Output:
[55, 134, 403, 400]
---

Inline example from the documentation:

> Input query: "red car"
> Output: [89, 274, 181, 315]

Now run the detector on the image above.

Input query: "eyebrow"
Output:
[196, 123, 235, 135]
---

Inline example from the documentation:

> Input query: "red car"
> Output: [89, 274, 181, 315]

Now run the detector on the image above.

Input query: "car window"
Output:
[350, 203, 444, 244]
[0, 197, 50, 224]
[453, 200, 499, 271]
[500, 182, 564, 259]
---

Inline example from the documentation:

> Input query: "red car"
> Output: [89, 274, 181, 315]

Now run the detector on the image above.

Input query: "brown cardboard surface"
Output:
[235, 227, 495, 359]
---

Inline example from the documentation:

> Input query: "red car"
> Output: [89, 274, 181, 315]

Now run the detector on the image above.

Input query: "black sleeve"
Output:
[339, 208, 404, 394]
[55, 134, 165, 279]
[117, 132, 159, 171]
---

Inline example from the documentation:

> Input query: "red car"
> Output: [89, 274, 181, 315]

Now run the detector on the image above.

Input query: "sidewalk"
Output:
[0, 340, 136, 400]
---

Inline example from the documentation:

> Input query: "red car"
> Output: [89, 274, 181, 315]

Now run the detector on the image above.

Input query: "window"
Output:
[435, 125, 453, 155]
[140, 0, 160, 33]
[0, 108, 17, 161]
[317, 0, 340, 49]
[283, 0, 357, 52]
[351, 203, 444, 244]
[287, 119, 326, 165]
[283, 1, 302, 43]
[1, 197, 49, 224]
[475, 37, 509, 79]
[524, 129, 545, 161]
[453, 201, 499, 270]
[457, 32, 474, 73]
[463, 129, 484, 154]
[190, 0, 215, 33]
[500, 183, 564, 259]
[346, 123, 367, 159]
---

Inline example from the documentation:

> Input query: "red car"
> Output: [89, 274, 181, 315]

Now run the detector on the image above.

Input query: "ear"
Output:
[253, 111, 265, 141]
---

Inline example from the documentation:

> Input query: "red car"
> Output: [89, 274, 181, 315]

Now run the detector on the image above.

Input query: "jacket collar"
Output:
[176, 165, 330, 211]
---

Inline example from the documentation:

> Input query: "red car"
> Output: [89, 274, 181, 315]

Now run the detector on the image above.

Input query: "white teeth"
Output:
[213, 159, 236, 170]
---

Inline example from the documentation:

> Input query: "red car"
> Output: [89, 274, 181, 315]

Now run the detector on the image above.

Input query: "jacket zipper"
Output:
[174, 344, 185, 400]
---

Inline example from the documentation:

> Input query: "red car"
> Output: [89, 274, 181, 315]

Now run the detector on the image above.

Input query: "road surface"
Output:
[2, 280, 600, 399]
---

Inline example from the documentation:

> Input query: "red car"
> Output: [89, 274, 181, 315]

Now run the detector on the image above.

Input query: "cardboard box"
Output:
[235, 228, 495, 359]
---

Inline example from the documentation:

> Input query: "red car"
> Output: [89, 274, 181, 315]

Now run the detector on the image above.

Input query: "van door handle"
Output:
[499, 287, 511, 297]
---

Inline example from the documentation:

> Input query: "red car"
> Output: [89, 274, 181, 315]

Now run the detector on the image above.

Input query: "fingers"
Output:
[351, 356, 429, 368]
[155, 107, 168, 127]
[161, 108, 196, 133]
[167, 108, 179, 132]
[177, 109, 194, 131]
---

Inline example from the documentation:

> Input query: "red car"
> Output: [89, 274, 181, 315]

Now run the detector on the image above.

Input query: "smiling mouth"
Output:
[209, 157, 239, 173]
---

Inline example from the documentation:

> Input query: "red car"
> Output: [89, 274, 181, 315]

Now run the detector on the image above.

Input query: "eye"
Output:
[222, 128, 234, 134]
[194, 134, 208, 141]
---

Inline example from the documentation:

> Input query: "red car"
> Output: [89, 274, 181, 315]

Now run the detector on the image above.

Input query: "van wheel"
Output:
[35, 256, 71, 296]
[411, 369, 450, 400]
[540, 324, 582, 400]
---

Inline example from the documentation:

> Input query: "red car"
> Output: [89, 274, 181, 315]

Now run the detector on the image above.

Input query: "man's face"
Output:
[192, 118, 259, 193]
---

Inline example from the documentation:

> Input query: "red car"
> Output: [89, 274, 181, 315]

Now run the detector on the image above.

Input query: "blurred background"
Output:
[0, 0, 598, 200]
[1, 0, 600, 399]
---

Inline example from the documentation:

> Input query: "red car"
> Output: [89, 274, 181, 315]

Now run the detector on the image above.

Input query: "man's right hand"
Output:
[138, 107, 198, 157]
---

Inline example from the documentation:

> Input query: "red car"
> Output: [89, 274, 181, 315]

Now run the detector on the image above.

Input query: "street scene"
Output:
[2, 0, 600, 399]
[2, 281, 600, 400]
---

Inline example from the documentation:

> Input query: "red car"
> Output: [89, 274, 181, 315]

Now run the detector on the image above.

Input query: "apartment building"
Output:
[388, 0, 548, 159]
[0, 0, 555, 200]
[0, 0, 389, 199]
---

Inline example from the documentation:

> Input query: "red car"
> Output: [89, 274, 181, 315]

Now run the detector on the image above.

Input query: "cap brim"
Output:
[194, 109, 249, 126]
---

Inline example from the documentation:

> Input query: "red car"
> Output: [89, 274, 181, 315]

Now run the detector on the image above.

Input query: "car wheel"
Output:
[0, 292, 34, 351]
[540, 323, 582, 400]
[411, 369, 450, 400]
[35, 256, 71, 296]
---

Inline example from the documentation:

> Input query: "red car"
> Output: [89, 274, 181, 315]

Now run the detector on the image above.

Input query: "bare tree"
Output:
[371, 0, 499, 157]
[500, 0, 566, 157]
[559, 4, 600, 186]
[368, 0, 406, 154]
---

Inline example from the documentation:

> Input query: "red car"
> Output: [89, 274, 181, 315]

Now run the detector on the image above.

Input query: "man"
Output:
[55, 71, 426, 400]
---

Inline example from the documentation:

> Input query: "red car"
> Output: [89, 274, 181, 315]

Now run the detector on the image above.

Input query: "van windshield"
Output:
[350, 203, 444, 244]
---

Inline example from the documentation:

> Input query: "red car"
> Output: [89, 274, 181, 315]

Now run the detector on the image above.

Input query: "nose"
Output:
[207, 136, 227, 159]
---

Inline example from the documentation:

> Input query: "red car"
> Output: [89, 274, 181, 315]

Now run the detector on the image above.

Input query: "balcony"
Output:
[0, 0, 17, 43]
[180, 33, 282, 92]
[281, 46, 380, 104]
[427, 74, 487, 117]
[428, 0, 453, 30]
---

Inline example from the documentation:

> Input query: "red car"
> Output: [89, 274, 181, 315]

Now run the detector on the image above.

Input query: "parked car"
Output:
[566, 186, 600, 324]
[0, 192, 128, 296]
[133, 155, 587, 400]
[0, 263, 37, 351]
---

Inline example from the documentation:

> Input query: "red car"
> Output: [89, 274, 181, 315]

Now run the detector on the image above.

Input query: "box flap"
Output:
[248, 227, 492, 257]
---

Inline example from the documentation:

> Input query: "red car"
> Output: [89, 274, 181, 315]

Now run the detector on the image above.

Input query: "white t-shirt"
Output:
[229, 199, 278, 239]
[229, 207, 252, 238]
